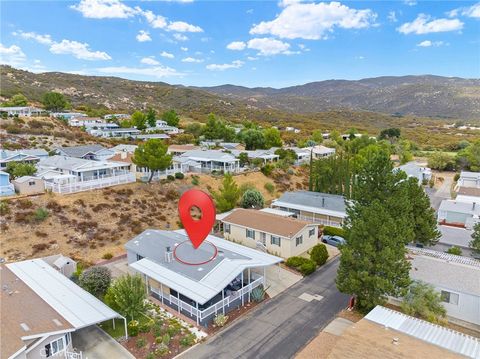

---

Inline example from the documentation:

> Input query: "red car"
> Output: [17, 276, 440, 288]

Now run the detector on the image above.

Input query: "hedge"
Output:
[323, 226, 345, 237]
[310, 244, 329, 266]
[285, 256, 317, 276]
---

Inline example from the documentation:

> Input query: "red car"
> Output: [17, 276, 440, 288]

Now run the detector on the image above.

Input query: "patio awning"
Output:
[7, 259, 124, 329]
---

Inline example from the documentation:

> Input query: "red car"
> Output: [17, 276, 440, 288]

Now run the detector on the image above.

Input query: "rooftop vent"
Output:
[165, 247, 174, 263]
[20, 323, 30, 332]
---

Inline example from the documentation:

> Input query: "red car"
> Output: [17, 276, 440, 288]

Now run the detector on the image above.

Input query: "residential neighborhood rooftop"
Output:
[37, 155, 128, 172]
[458, 186, 480, 197]
[272, 191, 347, 217]
[56, 144, 107, 158]
[438, 200, 480, 215]
[180, 149, 238, 162]
[222, 208, 312, 237]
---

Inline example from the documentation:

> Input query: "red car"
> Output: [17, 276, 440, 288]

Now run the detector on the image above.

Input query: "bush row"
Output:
[285, 243, 329, 276]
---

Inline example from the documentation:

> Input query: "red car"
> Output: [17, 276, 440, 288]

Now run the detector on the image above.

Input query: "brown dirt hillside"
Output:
[1, 170, 307, 264]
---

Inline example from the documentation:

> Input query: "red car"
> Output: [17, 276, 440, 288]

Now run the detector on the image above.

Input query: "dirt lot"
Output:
[1, 170, 307, 264]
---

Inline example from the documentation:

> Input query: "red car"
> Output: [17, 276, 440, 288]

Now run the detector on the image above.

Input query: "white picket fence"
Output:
[45, 173, 136, 194]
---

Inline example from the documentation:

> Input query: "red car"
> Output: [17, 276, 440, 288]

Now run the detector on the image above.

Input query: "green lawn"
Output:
[98, 318, 128, 339]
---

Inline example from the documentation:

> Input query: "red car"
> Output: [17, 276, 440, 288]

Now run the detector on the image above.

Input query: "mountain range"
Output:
[1, 65, 479, 120]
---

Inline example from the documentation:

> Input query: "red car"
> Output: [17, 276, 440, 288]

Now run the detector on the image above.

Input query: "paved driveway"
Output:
[180, 257, 348, 359]
[253, 265, 302, 298]
[72, 326, 134, 359]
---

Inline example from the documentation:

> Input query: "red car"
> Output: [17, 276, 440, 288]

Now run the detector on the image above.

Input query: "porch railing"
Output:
[150, 275, 264, 322]
[65, 351, 83, 359]
[45, 173, 136, 194]
[297, 215, 342, 228]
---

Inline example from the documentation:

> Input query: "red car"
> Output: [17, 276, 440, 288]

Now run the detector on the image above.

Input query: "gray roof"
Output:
[272, 191, 346, 216]
[37, 155, 128, 172]
[408, 247, 480, 295]
[180, 150, 238, 162]
[365, 306, 480, 359]
[438, 225, 474, 248]
[0, 149, 48, 160]
[460, 171, 480, 179]
[439, 200, 480, 216]
[56, 144, 107, 158]
[397, 161, 431, 179]
[12, 176, 42, 183]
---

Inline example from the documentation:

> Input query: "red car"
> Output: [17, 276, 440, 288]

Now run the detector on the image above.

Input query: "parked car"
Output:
[322, 235, 346, 247]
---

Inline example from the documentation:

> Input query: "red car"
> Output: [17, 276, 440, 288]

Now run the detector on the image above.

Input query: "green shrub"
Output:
[264, 182, 275, 194]
[454, 173, 460, 182]
[162, 333, 171, 345]
[128, 320, 139, 336]
[102, 253, 113, 260]
[154, 343, 169, 356]
[79, 266, 111, 298]
[0, 201, 9, 215]
[153, 322, 165, 337]
[34, 207, 49, 221]
[240, 189, 265, 209]
[175, 172, 184, 179]
[167, 175, 175, 181]
[139, 319, 154, 333]
[261, 163, 274, 176]
[213, 314, 228, 327]
[191, 175, 199, 186]
[146, 353, 155, 359]
[323, 226, 345, 237]
[251, 285, 266, 302]
[136, 338, 146, 348]
[446, 246, 462, 256]
[310, 244, 329, 266]
[285, 256, 308, 268]
[299, 260, 316, 276]
[167, 325, 180, 337]
[180, 334, 196, 347]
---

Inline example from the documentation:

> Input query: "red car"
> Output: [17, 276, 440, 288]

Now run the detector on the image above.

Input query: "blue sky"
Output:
[1, 0, 479, 87]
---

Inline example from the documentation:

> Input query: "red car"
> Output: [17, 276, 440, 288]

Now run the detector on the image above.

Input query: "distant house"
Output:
[456, 187, 480, 203]
[457, 171, 480, 189]
[89, 127, 141, 138]
[0, 106, 43, 117]
[56, 144, 115, 161]
[0, 149, 49, 169]
[200, 141, 245, 151]
[231, 149, 279, 164]
[126, 229, 282, 326]
[289, 147, 311, 165]
[397, 161, 432, 183]
[66, 117, 113, 128]
[167, 144, 200, 156]
[1, 256, 126, 359]
[36, 155, 134, 193]
[401, 248, 480, 328]
[111, 144, 138, 154]
[221, 208, 319, 257]
[104, 113, 130, 120]
[12, 176, 45, 195]
[306, 145, 336, 159]
[51, 112, 87, 120]
[133, 133, 170, 140]
[271, 191, 347, 227]
[148, 120, 181, 134]
[178, 150, 240, 173]
[0, 171, 15, 196]
[437, 199, 479, 229]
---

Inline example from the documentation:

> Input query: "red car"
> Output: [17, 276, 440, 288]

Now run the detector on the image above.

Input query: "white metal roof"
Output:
[7, 259, 123, 329]
[129, 230, 282, 304]
[259, 208, 295, 217]
[365, 306, 480, 358]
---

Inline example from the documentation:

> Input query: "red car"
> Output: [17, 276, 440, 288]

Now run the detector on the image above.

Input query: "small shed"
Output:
[12, 176, 45, 195]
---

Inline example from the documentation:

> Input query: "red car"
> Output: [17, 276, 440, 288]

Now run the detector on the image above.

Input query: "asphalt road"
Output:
[181, 257, 349, 359]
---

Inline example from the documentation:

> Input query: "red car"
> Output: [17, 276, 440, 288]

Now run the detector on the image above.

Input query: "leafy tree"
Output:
[131, 111, 147, 131]
[5, 162, 36, 179]
[146, 108, 156, 128]
[470, 223, 480, 255]
[238, 152, 249, 167]
[400, 281, 446, 324]
[79, 266, 112, 298]
[274, 148, 296, 162]
[263, 127, 282, 148]
[457, 140, 470, 150]
[185, 122, 203, 137]
[428, 152, 455, 171]
[310, 244, 328, 266]
[406, 177, 440, 246]
[3, 93, 28, 107]
[42, 92, 68, 112]
[133, 139, 172, 183]
[213, 173, 240, 213]
[240, 189, 264, 209]
[456, 139, 480, 171]
[396, 139, 413, 164]
[378, 127, 401, 141]
[173, 133, 196, 145]
[162, 109, 179, 127]
[336, 149, 413, 312]
[202, 113, 234, 141]
[242, 129, 266, 150]
[106, 274, 146, 320]
[311, 129, 324, 144]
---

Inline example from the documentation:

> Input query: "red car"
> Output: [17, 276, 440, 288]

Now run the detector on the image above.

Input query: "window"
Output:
[296, 235, 303, 246]
[260, 232, 266, 245]
[441, 290, 459, 305]
[246, 229, 255, 239]
[136, 254, 144, 261]
[271, 236, 281, 246]
[44, 337, 65, 357]
[224, 223, 231, 234]
[28, 181, 35, 186]
[309, 228, 315, 237]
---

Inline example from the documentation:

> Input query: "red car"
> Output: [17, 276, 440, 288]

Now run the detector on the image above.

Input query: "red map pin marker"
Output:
[178, 189, 216, 249]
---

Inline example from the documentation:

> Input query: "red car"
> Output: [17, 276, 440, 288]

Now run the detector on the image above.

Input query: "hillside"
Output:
[200, 75, 480, 119]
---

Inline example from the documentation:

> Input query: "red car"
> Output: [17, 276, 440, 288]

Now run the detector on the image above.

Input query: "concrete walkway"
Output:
[253, 264, 302, 298]
[180, 257, 349, 359]
[73, 326, 134, 359]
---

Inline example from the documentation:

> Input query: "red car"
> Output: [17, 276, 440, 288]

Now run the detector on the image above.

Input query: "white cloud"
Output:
[388, 11, 398, 23]
[140, 56, 160, 65]
[247, 38, 291, 56]
[14, 31, 53, 45]
[97, 65, 182, 78]
[173, 33, 189, 41]
[355, 55, 365, 60]
[0, 43, 26, 65]
[136, 30, 151, 42]
[417, 40, 444, 47]
[71, 0, 136, 19]
[138, 9, 167, 29]
[181, 57, 203, 63]
[247, 56, 258, 61]
[250, 1, 377, 40]
[160, 51, 174, 59]
[50, 40, 111, 60]
[403, 0, 417, 6]
[180, 47, 188, 51]
[206, 60, 244, 71]
[448, 3, 480, 18]
[226, 41, 246, 50]
[398, 14, 463, 34]
[167, 21, 203, 33]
